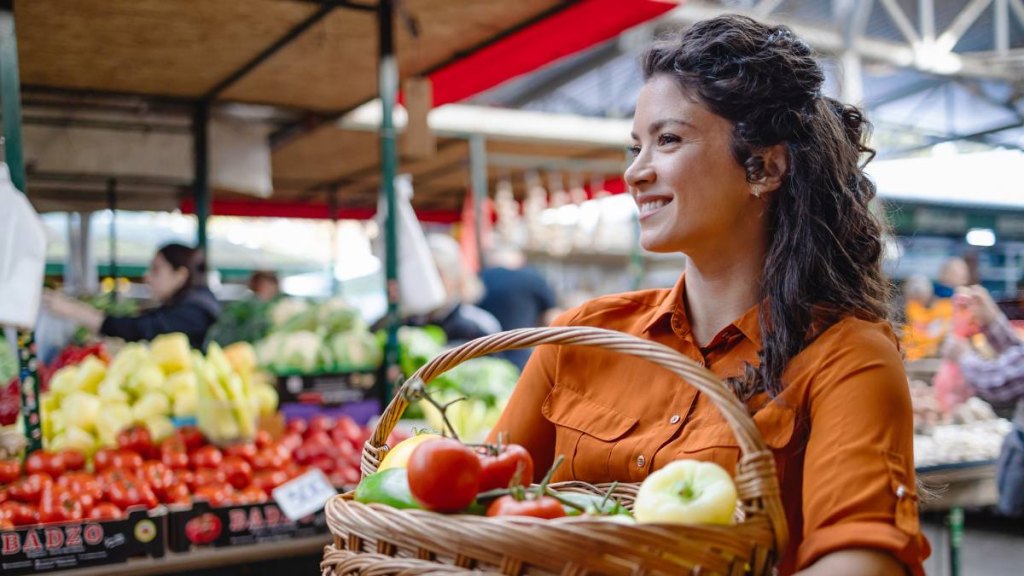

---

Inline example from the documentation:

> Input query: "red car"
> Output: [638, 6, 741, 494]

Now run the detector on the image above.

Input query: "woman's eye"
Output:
[628, 144, 641, 157]
[658, 133, 681, 146]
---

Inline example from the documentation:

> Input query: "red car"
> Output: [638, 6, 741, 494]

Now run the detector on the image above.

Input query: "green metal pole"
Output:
[949, 506, 964, 576]
[379, 0, 401, 400]
[194, 103, 210, 259]
[0, 2, 42, 454]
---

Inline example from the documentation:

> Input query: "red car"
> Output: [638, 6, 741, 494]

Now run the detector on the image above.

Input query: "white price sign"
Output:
[272, 469, 338, 521]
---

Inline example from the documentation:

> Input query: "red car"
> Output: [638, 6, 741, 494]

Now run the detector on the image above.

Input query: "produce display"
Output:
[39, 333, 278, 455]
[910, 379, 1012, 466]
[255, 297, 382, 375]
[0, 412, 387, 531]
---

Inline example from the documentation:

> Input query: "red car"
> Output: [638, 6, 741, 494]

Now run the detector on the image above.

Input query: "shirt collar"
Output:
[643, 273, 762, 348]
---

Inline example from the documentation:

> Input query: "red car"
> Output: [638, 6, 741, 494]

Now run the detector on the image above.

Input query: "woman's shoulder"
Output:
[551, 288, 674, 330]
[174, 286, 222, 318]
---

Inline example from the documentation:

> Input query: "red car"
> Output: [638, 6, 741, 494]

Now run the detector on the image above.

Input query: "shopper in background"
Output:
[478, 244, 559, 369]
[248, 270, 280, 302]
[489, 15, 927, 575]
[933, 256, 970, 298]
[944, 285, 1024, 517]
[901, 273, 954, 361]
[402, 234, 500, 345]
[43, 243, 221, 349]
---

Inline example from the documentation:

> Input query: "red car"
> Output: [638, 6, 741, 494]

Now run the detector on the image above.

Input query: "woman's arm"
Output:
[796, 549, 907, 576]
[42, 290, 104, 332]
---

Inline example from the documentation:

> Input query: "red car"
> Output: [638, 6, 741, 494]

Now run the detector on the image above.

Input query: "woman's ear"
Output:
[751, 143, 789, 198]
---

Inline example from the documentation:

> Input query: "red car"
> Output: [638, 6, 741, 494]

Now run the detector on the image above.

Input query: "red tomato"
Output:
[332, 417, 364, 449]
[0, 459, 21, 484]
[160, 482, 192, 505]
[254, 430, 274, 449]
[279, 432, 303, 452]
[285, 418, 308, 436]
[39, 487, 84, 524]
[25, 451, 64, 478]
[236, 485, 268, 504]
[88, 502, 124, 521]
[190, 446, 223, 469]
[224, 443, 258, 465]
[0, 518, 12, 530]
[486, 495, 566, 519]
[222, 456, 253, 490]
[117, 426, 157, 460]
[0, 501, 38, 526]
[194, 484, 234, 508]
[57, 472, 103, 502]
[92, 448, 119, 472]
[140, 461, 173, 492]
[8, 473, 53, 503]
[173, 469, 196, 491]
[406, 438, 481, 513]
[111, 450, 144, 470]
[252, 470, 289, 493]
[327, 467, 360, 488]
[161, 449, 190, 471]
[251, 447, 287, 471]
[175, 426, 206, 452]
[308, 415, 335, 435]
[57, 449, 86, 472]
[191, 468, 227, 491]
[0, 488, 7, 504]
[184, 512, 222, 544]
[308, 456, 337, 474]
[477, 444, 534, 492]
[107, 478, 158, 510]
[293, 431, 331, 465]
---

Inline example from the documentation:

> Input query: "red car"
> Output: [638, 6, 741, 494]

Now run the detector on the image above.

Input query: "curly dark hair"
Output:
[641, 15, 891, 399]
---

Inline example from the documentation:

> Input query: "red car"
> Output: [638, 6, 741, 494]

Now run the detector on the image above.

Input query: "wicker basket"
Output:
[322, 327, 788, 575]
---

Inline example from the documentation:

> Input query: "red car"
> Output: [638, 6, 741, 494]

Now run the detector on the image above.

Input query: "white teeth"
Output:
[639, 199, 668, 215]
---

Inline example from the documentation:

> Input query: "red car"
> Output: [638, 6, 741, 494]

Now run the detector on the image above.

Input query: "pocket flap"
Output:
[680, 402, 797, 452]
[542, 386, 638, 441]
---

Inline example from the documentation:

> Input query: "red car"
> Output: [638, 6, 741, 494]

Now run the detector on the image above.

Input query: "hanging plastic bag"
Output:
[0, 163, 46, 329]
[376, 174, 446, 316]
[934, 359, 973, 416]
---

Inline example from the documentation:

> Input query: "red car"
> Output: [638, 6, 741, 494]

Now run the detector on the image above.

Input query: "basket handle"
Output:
[364, 326, 787, 550]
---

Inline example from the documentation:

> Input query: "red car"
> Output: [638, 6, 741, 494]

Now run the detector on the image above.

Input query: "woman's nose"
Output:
[624, 155, 654, 189]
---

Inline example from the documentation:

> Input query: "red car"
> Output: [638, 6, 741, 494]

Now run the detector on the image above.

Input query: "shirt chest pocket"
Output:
[542, 386, 639, 483]
[664, 403, 799, 480]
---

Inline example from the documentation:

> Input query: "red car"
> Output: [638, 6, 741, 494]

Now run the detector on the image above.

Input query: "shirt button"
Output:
[896, 484, 906, 499]
[636, 454, 645, 468]
[669, 414, 681, 424]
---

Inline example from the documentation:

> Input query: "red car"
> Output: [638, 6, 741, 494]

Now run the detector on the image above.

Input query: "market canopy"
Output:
[14, 0, 677, 217]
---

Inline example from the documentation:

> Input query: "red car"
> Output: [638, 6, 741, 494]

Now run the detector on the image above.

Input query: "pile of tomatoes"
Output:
[0, 414, 380, 530]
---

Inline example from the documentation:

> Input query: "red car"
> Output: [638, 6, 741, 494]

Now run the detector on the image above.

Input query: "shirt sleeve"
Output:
[981, 315, 1023, 353]
[959, 345, 1024, 404]
[797, 321, 929, 575]
[100, 302, 212, 347]
[486, 308, 578, 482]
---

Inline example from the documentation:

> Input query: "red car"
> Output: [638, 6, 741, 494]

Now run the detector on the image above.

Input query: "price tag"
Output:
[272, 468, 338, 521]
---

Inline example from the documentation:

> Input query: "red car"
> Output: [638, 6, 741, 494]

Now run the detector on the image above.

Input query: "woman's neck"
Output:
[683, 252, 763, 347]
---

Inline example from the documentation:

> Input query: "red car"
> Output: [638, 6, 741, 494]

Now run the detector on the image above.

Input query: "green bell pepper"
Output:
[354, 468, 422, 510]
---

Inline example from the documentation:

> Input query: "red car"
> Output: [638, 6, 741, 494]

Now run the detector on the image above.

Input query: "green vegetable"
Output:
[205, 299, 273, 346]
[354, 469, 422, 510]
[556, 492, 632, 517]
[0, 333, 16, 383]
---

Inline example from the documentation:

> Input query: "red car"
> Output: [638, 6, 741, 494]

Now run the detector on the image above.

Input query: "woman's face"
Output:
[144, 253, 188, 303]
[625, 75, 764, 257]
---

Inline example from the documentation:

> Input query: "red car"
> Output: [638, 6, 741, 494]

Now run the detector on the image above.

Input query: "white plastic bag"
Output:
[376, 174, 445, 316]
[0, 164, 46, 329]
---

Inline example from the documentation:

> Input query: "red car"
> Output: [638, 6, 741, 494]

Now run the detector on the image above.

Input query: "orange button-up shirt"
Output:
[490, 274, 930, 575]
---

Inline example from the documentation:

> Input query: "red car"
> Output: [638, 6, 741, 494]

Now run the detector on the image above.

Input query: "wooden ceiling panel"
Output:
[16, 0, 317, 97]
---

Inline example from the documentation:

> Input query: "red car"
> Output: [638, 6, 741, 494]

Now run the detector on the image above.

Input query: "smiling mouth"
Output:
[638, 198, 671, 217]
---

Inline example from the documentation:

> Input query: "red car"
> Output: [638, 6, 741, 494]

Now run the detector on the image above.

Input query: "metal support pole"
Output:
[379, 0, 401, 399]
[106, 178, 118, 302]
[329, 187, 341, 297]
[194, 103, 211, 261]
[949, 506, 964, 576]
[0, 1, 42, 454]
[469, 134, 488, 270]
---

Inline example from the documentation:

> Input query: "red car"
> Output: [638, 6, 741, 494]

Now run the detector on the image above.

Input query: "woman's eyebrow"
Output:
[630, 118, 694, 140]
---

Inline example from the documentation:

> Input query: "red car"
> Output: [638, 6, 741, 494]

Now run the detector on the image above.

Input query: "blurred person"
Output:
[933, 256, 970, 298]
[488, 15, 928, 575]
[478, 244, 560, 369]
[944, 285, 1024, 517]
[248, 270, 280, 302]
[43, 243, 221, 349]
[901, 273, 954, 361]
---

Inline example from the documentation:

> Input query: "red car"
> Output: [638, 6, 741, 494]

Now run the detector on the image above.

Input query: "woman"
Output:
[44, 243, 221, 349]
[489, 15, 928, 575]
